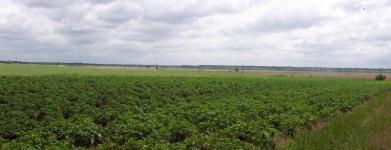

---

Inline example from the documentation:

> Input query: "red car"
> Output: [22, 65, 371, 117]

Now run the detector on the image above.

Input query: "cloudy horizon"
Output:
[0, 0, 390, 68]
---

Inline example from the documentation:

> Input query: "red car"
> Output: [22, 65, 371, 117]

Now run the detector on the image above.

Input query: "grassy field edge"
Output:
[282, 90, 391, 150]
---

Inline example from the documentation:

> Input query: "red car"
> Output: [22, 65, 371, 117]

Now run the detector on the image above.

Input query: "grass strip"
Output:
[283, 91, 391, 150]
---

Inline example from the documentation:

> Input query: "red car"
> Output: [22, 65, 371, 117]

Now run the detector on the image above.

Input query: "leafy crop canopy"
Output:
[0, 76, 390, 149]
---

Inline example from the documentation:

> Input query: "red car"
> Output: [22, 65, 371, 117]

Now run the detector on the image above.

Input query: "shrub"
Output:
[375, 74, 386, 81]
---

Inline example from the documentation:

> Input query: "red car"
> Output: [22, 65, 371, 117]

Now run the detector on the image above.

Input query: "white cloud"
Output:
[0, 0, 390, 68]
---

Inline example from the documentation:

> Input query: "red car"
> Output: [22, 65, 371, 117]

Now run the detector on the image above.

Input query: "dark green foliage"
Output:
[0, 76, 390, 149]
[376, 74, 386, 80]
[225, 121, 278, 148]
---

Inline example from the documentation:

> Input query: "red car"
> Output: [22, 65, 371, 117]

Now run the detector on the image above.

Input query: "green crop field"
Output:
[0, 64, 391, 149]
[0, 64, 260, 77]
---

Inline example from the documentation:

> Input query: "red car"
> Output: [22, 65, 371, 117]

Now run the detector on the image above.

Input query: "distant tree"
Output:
[155, 64, 159, 70]
[375, 74, 386, 81]
[234, 68, 240, 72]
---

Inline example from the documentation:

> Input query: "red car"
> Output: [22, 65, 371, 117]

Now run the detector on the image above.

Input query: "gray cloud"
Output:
[15, 0, 69, 8]
[0, 0, 390, 67]
[251, 6, 327, 32]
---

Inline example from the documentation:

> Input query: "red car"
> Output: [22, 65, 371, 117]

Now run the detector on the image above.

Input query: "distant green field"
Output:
[0, 64, 259, 77]
[1, 64, 389, 80]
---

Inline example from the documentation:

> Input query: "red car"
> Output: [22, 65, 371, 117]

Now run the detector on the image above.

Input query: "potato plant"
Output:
[0, 76, 390, 149]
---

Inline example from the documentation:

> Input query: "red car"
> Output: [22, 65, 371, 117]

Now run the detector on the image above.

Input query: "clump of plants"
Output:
[375, 74, 386, 81]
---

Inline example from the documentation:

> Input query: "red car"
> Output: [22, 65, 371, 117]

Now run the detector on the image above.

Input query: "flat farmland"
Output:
[1, 64, 390, 80]
[0, 64, 390, 149]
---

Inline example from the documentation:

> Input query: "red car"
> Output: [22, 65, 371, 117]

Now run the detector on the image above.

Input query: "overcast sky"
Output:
[0, 0, 390, 68]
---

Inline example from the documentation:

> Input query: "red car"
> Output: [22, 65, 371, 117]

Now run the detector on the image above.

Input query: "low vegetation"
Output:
[376, 74, 386, 81]
[284, 90, 391, 149]
[1, 75, 390, 149]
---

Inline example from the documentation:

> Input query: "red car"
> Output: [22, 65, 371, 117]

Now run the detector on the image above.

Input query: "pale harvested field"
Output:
[243, 70, 391, 80]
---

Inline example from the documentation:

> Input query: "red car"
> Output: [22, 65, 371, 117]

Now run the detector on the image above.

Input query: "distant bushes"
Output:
[376, 74, 386, 81]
